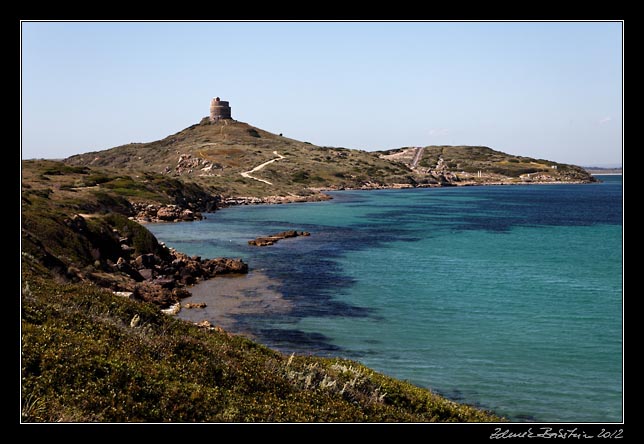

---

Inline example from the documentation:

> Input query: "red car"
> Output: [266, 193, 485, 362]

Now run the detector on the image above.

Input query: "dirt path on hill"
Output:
[411, 147, 425, 169]
[240, 151, 285, 185]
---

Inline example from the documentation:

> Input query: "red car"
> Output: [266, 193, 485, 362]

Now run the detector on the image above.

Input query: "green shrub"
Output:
[103, 213, 166, 258]
[85, 191, 132, 215]
[42, 165, 89, 176]
[291, 171, 310, 183]
[85, 174, 112, 186]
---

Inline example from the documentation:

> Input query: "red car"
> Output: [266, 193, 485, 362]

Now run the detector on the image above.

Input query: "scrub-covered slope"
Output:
[64, 118, 595, 201]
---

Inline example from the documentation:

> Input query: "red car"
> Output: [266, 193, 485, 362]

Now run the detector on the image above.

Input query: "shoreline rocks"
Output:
[85, 241, 248, 308]
[248, 230, 311, 247]
[103, 178, 594, 311]
[132, 203, 204, 223]
[220, 193, 331, 207]
[69, 209, 249, 310]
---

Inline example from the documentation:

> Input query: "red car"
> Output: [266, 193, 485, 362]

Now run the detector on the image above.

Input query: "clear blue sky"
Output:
[21, 21, 622, 166]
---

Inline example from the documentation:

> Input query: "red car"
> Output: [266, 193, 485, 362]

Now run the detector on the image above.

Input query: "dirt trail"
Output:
[240, 151, 285, 185]
[410, 147, 425, 169]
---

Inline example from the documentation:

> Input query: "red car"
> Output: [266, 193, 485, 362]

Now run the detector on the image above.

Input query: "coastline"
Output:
[22, 159, 609, 423]
[22, 158, 618, 422]
[149, 177, 621, 422]
[146, 177, 605, 314]
[217, 177, 597, 207]
[139, 177, 607, 317]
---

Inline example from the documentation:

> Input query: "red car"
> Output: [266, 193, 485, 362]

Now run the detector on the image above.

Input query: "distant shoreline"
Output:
[220, 178, 600, 208]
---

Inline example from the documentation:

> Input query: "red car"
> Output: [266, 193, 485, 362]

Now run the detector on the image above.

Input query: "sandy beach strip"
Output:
[177, 271, 292, 336]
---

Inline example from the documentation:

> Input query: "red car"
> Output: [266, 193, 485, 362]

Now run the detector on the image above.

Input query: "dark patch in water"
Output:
[367, 184, 622, 235]
[288, 301, 372, 318]
[435, 387, 466, 402]
[257, 328, 342, 354]
[240, 224, 414, 323]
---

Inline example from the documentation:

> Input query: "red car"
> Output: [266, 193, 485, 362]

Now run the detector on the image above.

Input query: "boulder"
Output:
[179, 273, 196, 286]
[203, 257, 248, 275]
[156, 206, 181, 221]
[180, 209, 196, 221]
[248, 237, 277, 246]
[133, 282, 176, 307]
[172, 288, 192, 299]
[115, 257, 144, 281]
[183, 261, 204, 278]
[134, 253, 159, 269]
[152, 277, 175, 288]
[138, 268, 155, 280]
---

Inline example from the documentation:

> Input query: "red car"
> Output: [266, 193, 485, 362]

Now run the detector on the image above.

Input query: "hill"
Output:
[23, 117, 593, 422]
[64, 118, 595, 202]
[21, 159, 501, 422]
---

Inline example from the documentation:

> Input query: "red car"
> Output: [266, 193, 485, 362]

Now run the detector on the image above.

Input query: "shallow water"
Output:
[149, 176, 623, 422]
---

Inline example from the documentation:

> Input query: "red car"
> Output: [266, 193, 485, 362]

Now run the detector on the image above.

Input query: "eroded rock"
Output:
[132, 203, 204, 223]
[184, 302, 207, 309]
[248, 230, 311, 247]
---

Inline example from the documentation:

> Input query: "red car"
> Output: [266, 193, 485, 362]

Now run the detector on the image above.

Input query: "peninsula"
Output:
[64, 97, 595, 206]
[23, 97, 595, 422]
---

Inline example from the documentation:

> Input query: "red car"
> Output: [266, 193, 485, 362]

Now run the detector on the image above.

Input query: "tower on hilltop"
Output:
[209, 97, 232, 122]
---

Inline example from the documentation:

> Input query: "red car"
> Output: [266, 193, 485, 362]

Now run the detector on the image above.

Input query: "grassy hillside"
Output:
[21, 160, 502, 422]
[64, 119, 595, 200]
[65, 119, 416, 198]
[380, 145, 594, 184]
[21, 160, 218, 274]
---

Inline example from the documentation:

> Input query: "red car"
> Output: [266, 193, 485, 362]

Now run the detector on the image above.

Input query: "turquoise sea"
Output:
[148, 176, 622, 422]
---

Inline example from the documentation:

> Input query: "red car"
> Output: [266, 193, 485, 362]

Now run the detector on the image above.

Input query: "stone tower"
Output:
[209, 97, 232, 122]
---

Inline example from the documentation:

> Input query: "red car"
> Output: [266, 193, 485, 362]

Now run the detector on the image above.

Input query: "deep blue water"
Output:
[148, 176, 622, 422]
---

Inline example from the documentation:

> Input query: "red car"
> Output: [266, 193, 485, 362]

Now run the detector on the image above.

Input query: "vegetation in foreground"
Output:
[21, 159, 502, 422]
[21, 268, 501, 422]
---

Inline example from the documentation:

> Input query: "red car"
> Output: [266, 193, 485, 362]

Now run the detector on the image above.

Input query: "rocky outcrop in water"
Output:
[248, 230, 311, 247]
